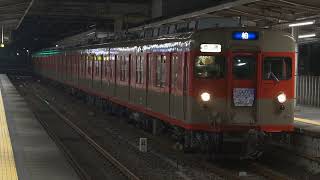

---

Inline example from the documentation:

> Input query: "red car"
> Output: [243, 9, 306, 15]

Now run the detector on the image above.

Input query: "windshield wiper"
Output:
[268, 72, 280, 82]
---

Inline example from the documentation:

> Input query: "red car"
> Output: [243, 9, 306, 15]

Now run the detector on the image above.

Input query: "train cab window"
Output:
[263, 57, 292, 80]
[232, 56, 256, 79]
[195, 56, 225, 78]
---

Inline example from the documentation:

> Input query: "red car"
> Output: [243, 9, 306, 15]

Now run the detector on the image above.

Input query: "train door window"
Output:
[120, 56, 123, 81]
[136, 56, 144, 84]
[103, 55, 109, 77]
[120, 56, 128, 81]
[263, 57, 292, 80]
[195, 55, 225, 78]
[97, 55, 103, 76]
[94, 56, 97, 76]
[156, 55, 166, 87]
[110, 55, 115, 79]
[147, 54, 152, 84]
[232, 56, 256, 79]
[172, 55, 179, 88]
[87, 55, 91, 74]
[82, 55, 86, 76]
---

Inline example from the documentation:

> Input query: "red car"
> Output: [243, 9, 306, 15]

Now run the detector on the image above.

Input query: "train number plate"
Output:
[233, 88, 255, 107]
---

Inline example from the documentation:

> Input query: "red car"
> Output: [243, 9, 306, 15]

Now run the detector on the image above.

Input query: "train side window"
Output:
[232, 56, 256, 79]
[195, 55, 225, 78]
[263, 57, 292, 80]
[156, 55, 166, 87]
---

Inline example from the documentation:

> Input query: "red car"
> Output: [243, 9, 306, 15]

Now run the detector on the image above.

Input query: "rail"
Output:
[297, 75, 320, 107]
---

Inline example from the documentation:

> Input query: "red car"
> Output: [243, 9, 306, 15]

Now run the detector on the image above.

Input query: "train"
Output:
[33, 28, 295, 158]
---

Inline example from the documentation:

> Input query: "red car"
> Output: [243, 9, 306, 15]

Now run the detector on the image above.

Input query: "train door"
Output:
[170, 53, 184, 119]
[230, 52, 257, 124]
[147, 54, 170, 115]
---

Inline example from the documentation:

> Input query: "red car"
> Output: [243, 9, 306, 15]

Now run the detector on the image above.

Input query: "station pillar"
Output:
[292, 27, 299, 108]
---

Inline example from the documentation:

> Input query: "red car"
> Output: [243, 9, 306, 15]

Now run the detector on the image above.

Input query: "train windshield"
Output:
[263, 57, 292, 80]
[233, 56, 256, 79]
[195, 55, 225, 78]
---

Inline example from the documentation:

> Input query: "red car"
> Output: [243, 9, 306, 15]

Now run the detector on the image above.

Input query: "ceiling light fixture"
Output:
[1, 25, 4, 48]
[298, 33, 316, 39]
[289, 21, 315, 27]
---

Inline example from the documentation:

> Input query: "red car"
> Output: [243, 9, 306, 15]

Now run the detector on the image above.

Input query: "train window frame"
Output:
[263, 57, 292, 80]
[232, 55, 256, 80]
[194, 55, 226, 79]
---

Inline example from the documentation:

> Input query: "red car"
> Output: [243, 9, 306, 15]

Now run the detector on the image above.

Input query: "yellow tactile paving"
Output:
[0, 88, 18, 180]
[295, 117, 320, 126]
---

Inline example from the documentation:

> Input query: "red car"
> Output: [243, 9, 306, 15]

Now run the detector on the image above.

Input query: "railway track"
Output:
[12, 75, 299, 180]
[15, 80, 139, 180]
[35, 93, 140, 180]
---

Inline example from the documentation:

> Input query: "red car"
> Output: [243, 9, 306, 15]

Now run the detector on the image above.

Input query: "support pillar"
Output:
[292, 27, 299, 108]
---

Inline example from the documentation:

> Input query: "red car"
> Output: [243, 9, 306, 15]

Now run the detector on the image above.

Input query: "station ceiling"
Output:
[2, 0, 320, 49]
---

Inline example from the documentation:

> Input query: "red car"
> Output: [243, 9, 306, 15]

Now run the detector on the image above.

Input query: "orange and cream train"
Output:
[33, 28, 295, 153]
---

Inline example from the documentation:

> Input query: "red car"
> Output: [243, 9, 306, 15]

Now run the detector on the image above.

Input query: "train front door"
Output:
[229, 52, 258, 125]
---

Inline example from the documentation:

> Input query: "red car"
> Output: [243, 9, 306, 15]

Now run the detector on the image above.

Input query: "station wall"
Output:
[299, 43, 320, 76]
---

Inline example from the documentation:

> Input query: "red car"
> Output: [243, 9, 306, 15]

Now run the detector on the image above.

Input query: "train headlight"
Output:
[201, 92, 211, 102]
[277, 93, 287, 104]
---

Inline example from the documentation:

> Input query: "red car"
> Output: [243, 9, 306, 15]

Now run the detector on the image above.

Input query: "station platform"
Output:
[295, 105, 320, 133]
[0, 75, 79, 180]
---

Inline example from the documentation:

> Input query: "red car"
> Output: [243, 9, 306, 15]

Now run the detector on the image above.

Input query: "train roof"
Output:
[34, 28, 295, 56]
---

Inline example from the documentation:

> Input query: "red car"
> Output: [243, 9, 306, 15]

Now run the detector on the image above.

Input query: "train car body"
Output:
[33, 28, 295, 148]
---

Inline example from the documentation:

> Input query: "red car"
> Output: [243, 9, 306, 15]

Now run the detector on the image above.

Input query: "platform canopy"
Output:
[1, 0, 319, 49]
[0, 0, 33, 44]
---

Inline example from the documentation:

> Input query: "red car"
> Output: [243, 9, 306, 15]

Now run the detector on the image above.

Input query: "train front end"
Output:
[188, 29, 295, 133]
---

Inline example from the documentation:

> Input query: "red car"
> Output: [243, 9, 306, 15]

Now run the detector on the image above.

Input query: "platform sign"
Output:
[232, 31, 259, 40]
[233, 88, 255, 106]
[139, 138, 147, 152]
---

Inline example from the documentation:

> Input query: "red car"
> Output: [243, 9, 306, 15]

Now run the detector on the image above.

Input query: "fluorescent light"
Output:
[298, 33, 316, 39]
[289, 21, 315, 27]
